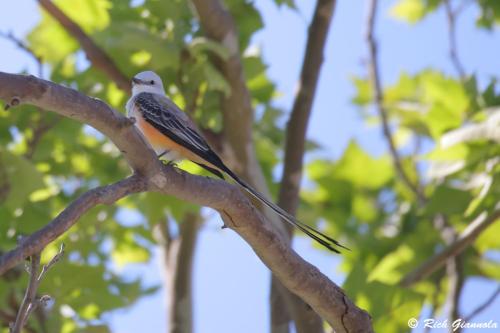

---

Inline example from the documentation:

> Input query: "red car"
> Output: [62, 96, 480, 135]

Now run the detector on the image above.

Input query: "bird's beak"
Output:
[132, 77, 142, 85]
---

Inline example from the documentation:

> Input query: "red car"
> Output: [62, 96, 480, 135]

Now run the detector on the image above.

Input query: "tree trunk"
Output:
[163, 213, 200, 333]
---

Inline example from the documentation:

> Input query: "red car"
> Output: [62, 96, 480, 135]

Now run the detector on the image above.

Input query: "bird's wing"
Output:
[134, 92, 211, 153]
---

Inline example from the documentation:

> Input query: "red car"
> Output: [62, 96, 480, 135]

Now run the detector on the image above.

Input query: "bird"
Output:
[126, 70, 348, 253]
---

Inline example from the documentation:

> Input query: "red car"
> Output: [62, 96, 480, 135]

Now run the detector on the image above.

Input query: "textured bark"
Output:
[0, 72, 373, 332]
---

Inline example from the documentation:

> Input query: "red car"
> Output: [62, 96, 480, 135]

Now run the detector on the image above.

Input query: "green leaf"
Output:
[273, 0, 297, 9]
[335, 141, 393, 189]
[93, 22, 179, 70]
[56, 0, 111, 33]
[474, 215, 500, 252]
[352, 194, 377, 222]
[27, 12, 79, 64]
[80, 325, 111, 333]
[1, 149, 44, 210]
[28, 0, 111, 64]
[477, 0, 500, 29]
[351, 77, 373, 106]
[203, 62, 231, 97]
[368, 245, 416, 284]
[188, 37, 230, 60]
[389, 0, 442, 24]
[390, 0, 427, 24]
[477, 257, 500, 279]
[425, 185, 472, 215]
[225, 0, 263, 49]
[111, 230, 151, 267]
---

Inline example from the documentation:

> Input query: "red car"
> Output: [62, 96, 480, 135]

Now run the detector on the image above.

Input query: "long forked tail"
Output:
[222, 168, 349, 253]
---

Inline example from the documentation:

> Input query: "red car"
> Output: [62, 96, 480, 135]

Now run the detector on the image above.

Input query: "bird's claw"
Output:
[161, 159, 178, 168]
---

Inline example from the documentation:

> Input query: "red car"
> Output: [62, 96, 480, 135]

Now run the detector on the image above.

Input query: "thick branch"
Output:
[274, 1, 337, 332]
[400, 210, 500, 287]
[366, 0, 424, 203]
[0, 72, 372, 332]
[37, 0, 130, 92]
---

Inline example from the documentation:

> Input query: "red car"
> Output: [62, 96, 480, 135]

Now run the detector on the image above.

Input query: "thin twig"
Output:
[365, 0, 425, 203]
[464, 285, 500, 322]
[11, 254, 41, 333]
[443, 0, 466, 79]
[38, 243, 65, 281]
[24, 117, 60, 159]
[400, 210, 500, 287]
[10, 244, 64, 333]
[0, 31, 43, 78]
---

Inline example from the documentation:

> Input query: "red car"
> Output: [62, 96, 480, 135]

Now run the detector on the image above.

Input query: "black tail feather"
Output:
[195, 162, 225, 179]
[221, 167, 348, 253]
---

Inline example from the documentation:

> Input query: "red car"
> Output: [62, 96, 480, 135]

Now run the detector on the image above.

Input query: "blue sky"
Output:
[1, 1, 499, 332]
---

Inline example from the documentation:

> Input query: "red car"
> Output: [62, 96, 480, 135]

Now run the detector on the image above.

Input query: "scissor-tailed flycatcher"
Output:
[126, 71, 347, 253]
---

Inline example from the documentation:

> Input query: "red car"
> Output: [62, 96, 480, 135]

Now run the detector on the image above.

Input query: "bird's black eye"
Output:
[150, 80, 155, 85]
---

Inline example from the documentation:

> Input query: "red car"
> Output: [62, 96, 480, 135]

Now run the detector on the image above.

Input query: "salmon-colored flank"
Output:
[136, 114, 216, 168]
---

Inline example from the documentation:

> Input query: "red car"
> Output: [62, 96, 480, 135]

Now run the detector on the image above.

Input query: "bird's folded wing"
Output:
[134, 92, 210, 153]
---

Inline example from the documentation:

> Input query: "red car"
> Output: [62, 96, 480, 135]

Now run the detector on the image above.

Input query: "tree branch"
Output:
[279, 0, 336, 223]
[0, 31, 43, 78]
[0, 72, 373, 332]
[366, 0, 425, 203]
[434, 215, 464, 332]
[274, 1, 337, 332]
[37, 0, 130, 92]
[10, 244, 64, 333]
[443, 0, 466, 80]
[23, 115, 60, 160]
[164, 212, 200, 333]
[400, 210, 500, 287]
[464, 285, 500, 322]
[11, 254, 40, 333]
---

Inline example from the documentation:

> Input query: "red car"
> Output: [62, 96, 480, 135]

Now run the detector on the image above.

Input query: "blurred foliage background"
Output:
[0, 0, 499, 332]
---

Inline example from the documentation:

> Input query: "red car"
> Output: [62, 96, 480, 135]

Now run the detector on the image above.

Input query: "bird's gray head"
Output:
[131, 71, 165, 95]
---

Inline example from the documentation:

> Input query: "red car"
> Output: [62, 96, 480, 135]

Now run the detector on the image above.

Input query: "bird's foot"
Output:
[157, 150, 168, 159]
[161, 159, 178, 168]
[121, 116, 136, 128]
